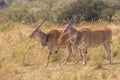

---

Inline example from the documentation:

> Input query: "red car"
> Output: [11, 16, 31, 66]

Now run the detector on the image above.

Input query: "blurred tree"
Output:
[102, 0, 120, 21]
[0, 0, 6, 8]
[57, 0, 107, 23]
[0, 0, 119, 24]
[4, 0, 18, 5]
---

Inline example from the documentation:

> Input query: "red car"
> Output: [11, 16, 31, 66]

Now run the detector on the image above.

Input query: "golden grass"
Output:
[0, 23, 120, 80]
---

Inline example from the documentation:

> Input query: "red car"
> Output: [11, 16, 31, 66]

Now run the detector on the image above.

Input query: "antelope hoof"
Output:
[62, 61, 67, 65]
[45, 64, 48, 67]
[109, 61, 112, 64]
[58, 62, 61, 65]
[82, 62, 86, 65]
[75, 61, 79, 64]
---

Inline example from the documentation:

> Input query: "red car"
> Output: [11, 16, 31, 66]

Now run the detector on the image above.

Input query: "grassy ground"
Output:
[0, 22, 120, 80]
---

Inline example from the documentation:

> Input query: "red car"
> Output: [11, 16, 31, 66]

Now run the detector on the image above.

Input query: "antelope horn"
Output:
[29, 18, 47, 38]
[35, 18, 48, 31]
[69, 15, 77, 26]
[71, 15, 77, 24]
[68, 15, 74, 25]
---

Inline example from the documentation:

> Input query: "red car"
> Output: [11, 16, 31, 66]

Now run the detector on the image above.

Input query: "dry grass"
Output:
[0, 23, 120, 80]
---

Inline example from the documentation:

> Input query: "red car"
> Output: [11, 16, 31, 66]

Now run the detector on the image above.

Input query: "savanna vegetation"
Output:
[0, 0, 120, 80]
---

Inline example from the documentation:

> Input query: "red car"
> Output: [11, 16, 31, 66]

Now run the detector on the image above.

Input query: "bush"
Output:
[5, 5, 36, 24]
[58, 0, 120, 23]
[0, 0, 6, 9]
[0, 21, 14, 30]
[101, 0, 120, 21]
[0, 0, 119, 25]
[57, 0, 108, 23]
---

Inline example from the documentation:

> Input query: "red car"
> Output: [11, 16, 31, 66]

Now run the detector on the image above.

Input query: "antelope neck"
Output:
[68, 28, 77, 37]
[37, 30, 48, 45]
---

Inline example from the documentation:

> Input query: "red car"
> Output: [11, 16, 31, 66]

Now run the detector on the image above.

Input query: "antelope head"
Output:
[62, 16, 78, 44]
[29, 18, 47, 38]
[29, 18, 48, 46]
[63, 22, 74, 35]
[63, 16, 76, 35]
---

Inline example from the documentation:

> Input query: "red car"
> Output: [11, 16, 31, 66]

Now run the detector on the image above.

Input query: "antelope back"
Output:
[88, 27, 112, 45]
[77, 27, 112, 47]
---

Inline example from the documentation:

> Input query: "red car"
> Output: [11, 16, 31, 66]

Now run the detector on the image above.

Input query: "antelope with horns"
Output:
[29, 19, 78, 67]
[62, 20, 112, 65]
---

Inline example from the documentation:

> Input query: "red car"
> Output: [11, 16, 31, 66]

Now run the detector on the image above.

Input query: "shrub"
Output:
[0, 0, 120, 25]
[57, 0, 108, 23]
[32, 0, 120, 24]
[0, 21, 14, 30]
[5, 5, 36, 24]
[0, 0, 6, 9]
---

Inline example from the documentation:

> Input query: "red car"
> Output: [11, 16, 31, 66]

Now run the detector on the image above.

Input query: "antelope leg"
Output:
[63, 44, 72, 65]
[45, 50, 52, 67]
[75, 49, 83, 64]
[103, 42, 111, 64]
[81, 49, 87, 65]
[55, 52, 61, 65]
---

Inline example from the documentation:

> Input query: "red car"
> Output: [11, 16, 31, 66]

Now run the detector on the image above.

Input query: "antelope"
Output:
[62, 20, 112, 65]
[29, 19, 78, 67]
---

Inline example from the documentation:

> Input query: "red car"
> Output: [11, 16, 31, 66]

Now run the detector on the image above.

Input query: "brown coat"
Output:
[76, 27, 112, 48]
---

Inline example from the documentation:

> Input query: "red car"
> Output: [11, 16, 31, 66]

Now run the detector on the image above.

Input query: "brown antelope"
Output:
[62, 21, 112, 65]
[29, 19, 77, 67]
